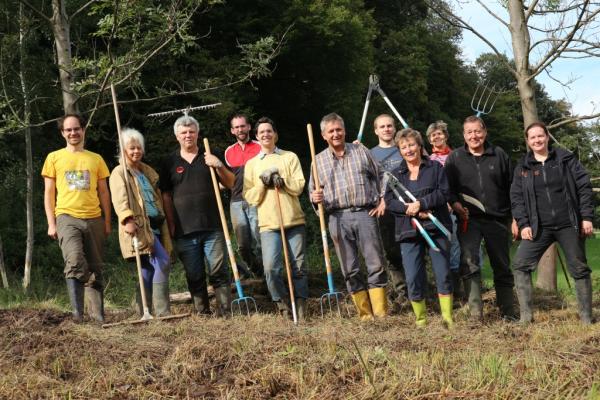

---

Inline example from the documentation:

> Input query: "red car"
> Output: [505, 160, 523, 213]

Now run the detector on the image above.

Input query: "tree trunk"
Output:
[51, 0, 78, 114]
[19, 2, 34, 290]
[0, 235, 8, 289]
[508, 0, 556, 290]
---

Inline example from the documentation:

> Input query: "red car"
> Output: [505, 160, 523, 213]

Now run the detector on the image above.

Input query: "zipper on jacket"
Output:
[474, 157, 485, 205]
[541, 162, 557, 222]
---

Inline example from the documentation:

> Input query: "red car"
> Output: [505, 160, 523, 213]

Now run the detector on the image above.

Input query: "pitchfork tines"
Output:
[471, 81, 500, 117]
[231, 280, 258, 316]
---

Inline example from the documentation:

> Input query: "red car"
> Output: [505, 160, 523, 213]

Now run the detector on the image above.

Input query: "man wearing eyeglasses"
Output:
[445, 115, 517, 321]
[41, 114, 111, 323]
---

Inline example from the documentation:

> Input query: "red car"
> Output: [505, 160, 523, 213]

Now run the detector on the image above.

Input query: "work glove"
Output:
[272, 173, 285, 189]
[259, 167, 279, 187]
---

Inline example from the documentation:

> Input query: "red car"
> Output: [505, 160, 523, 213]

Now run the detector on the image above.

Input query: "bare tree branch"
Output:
[474, 0, 509, 28]
[425, 0, 515, 74]
[524, 0, 541, 21]
[70, 0, 99, 20]
[17, 0, 50, 22]
[548, 111, 600, 130]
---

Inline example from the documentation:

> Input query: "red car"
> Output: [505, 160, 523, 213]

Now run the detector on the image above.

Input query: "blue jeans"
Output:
[176, 230, 230, 297]
[260, 225, 308, 302]
[449, 214, 461, 272]
[230, 200, 262, 272]
[401, 235, 452, 301]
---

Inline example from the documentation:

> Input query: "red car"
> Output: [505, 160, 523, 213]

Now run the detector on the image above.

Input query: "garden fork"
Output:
[204, 138, 257, 317]
[307, 124, 345, 317]
[471, 81, 499, 117]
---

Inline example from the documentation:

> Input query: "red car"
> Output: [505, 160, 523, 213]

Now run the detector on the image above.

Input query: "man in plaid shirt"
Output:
[310, 113, 388, 321]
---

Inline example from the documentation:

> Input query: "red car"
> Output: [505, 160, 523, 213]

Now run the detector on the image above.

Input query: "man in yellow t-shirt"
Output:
[41, 114, 111, 323]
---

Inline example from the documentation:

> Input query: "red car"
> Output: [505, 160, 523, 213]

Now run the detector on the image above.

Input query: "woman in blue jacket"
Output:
[385, 128, 453, 327]
[511, 121, 594, 324]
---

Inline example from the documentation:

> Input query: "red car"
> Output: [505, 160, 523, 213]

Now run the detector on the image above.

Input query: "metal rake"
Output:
[471, 81, 499, 117]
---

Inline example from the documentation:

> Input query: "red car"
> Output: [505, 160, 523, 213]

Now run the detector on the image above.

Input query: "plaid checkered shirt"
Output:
[310, 143, 382, 212]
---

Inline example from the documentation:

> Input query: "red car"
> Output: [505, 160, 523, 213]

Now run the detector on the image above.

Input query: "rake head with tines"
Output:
[231, 280, 258, 316]
[471, 81, 499, 117]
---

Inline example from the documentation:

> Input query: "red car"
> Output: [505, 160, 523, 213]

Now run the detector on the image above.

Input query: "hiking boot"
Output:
[85, 286, 105, 323]
[215, 286, 232, 318]
[465, 275, 483, 320]
[514, 270, 533, 324]
[411, 300, 427, 327]
[152, 282, 171, 317]
[439, 294, 454, 328]
[368, 287, 388, 318]
[496, 285, 518, 321]
[66, 278, 84, 322]
[351, 290, 374, 321]
[575, 277, 593, 325]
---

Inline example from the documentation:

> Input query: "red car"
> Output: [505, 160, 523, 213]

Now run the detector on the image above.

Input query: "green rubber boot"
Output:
[411, 300, 427, 327]
[439, 294, 454, 328]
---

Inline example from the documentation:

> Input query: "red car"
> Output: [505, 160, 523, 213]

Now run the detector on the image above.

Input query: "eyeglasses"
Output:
[63, 127, 82, 133]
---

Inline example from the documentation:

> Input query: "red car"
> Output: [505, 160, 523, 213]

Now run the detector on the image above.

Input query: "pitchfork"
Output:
[204, 138, 257, 316]
[471, 81, 500, 117]
[307, 124, 345, 317]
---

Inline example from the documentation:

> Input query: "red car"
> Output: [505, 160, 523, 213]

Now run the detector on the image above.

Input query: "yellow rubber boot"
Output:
[439, 294, 454, 328]
[368, 287, 388, 318]
[351, 290, 374, 321]
[411, 300, 427, 327]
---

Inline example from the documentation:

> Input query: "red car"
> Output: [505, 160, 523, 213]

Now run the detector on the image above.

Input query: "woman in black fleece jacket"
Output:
[510, 121, 595, 324]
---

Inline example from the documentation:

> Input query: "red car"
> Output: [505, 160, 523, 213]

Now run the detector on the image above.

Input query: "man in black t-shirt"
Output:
[160, 115, 235, 316]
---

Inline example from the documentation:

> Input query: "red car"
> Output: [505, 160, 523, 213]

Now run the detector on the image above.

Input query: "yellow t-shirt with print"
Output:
[41, 149, 110, 219]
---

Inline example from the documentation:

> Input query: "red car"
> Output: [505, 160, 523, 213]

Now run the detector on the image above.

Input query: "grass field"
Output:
[0, 238, 599, 398]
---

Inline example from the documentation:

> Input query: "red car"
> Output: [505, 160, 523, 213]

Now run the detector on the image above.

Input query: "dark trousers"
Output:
[513, 225, 591, 279]
[379, 214, 407, 300]
[328, 210, 387, 294]
[400, 235, 452, 301]
[458, 216, 514, 289]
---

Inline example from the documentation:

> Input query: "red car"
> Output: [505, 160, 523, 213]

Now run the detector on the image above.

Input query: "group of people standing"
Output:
[42, 111, 594, 326]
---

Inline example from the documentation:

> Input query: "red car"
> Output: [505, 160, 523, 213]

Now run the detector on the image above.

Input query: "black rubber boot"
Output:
[496, 286, 517, 321]
[466, 274, 483, 320]
[451, 270, 465, 304]
[575, 277, 593, 325]
[85, 286, 105, 323]
[514, 270, 533, 324]
[296, 298, 307, 322]
[276, 301, 290, 319]
[66, 278, 84, 322]
[192, 290, 211, 315]
[215, 286, 232, 318]
[152, 282, 171, 317]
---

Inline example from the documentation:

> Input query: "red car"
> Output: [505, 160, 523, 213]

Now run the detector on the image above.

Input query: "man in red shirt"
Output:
[225, 114, 262, 277]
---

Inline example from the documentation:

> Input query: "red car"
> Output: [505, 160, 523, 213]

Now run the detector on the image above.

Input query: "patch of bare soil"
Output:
[1, 291, 599, 399]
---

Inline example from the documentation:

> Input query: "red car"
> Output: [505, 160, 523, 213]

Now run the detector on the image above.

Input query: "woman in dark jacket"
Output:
[510, 121, 594, 324]
[385, 128, 453, 327]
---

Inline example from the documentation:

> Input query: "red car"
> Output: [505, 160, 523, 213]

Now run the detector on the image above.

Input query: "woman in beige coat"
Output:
[109, 128, 173, 316]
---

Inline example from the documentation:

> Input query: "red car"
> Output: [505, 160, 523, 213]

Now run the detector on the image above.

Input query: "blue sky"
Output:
[456, 1, 600, 118]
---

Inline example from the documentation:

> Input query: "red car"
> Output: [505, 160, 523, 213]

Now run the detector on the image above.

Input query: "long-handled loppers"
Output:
[307, 124, 344, 317]
[203, 138, 257, 316]
[357, 74, 409, 142]
[381, 172, 441, 252]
